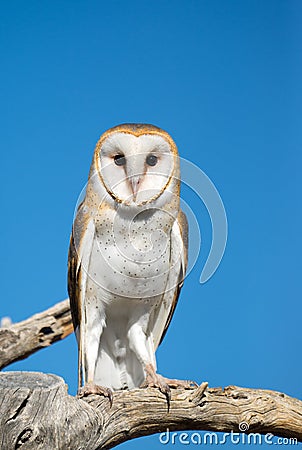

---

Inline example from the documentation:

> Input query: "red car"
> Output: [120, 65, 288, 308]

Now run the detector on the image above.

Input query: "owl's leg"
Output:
[77, 309, 113, 405]
[127, 321, 172, 405]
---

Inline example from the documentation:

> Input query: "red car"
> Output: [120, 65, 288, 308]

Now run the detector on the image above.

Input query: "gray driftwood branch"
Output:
[0, 372, 301, 449]
[0, 299, 72, 370]
[0, 303, 301, 449]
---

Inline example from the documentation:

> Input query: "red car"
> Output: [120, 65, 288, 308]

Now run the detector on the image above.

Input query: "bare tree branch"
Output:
[0, 372, 301, 450]
[0, 303, 301, 448]
[0, 299, 73, 370]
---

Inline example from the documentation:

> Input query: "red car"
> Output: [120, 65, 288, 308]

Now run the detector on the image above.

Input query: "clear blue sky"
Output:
[1, 1, 301, 448]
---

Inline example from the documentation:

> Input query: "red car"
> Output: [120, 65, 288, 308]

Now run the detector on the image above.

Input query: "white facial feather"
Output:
[99, 133, 174, 205]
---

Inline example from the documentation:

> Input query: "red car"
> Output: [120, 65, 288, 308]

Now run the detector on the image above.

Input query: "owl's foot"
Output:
[77, 382, 113, 406]
[140, 364, 198, 410]
[140, 364, 171, 407]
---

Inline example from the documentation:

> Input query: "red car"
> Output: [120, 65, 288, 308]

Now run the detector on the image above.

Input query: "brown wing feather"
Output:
[158, 209, 188, 346]
[67, 232, 81, 334]
[68, 231, 83, 389]
[68, 199, 93, 330]
[68, 201, 92, 389]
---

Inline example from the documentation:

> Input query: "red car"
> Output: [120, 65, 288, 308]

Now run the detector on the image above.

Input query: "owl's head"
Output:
[91, 124, 180, 208]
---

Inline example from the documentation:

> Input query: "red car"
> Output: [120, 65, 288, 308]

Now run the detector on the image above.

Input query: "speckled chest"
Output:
[88, 207, 175, 302]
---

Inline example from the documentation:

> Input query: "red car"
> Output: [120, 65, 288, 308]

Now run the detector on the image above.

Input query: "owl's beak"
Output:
[130, 176, 141, 201]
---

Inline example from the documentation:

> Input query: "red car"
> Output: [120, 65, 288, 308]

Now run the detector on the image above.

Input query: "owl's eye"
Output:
[146, 154, 158, 166]
[114, 154, 126, 166]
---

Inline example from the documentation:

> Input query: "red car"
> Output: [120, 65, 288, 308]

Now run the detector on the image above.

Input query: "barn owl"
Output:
[68, 123, 196, 404]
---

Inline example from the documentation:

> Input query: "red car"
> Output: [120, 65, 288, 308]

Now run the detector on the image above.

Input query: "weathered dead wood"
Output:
[0, 300, 73, 370]
[0, 372, 301, 450]
[0, 304, 301, 448]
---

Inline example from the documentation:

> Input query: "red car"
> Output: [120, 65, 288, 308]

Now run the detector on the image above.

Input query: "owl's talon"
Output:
[160, 382, 171, 411]
[77, 383, 113, 406]
[140, 371, 171, 410]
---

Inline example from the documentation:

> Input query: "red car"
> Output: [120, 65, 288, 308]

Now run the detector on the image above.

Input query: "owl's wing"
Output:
[151, 209, 188, 350]
[68, 202, 95, 387]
